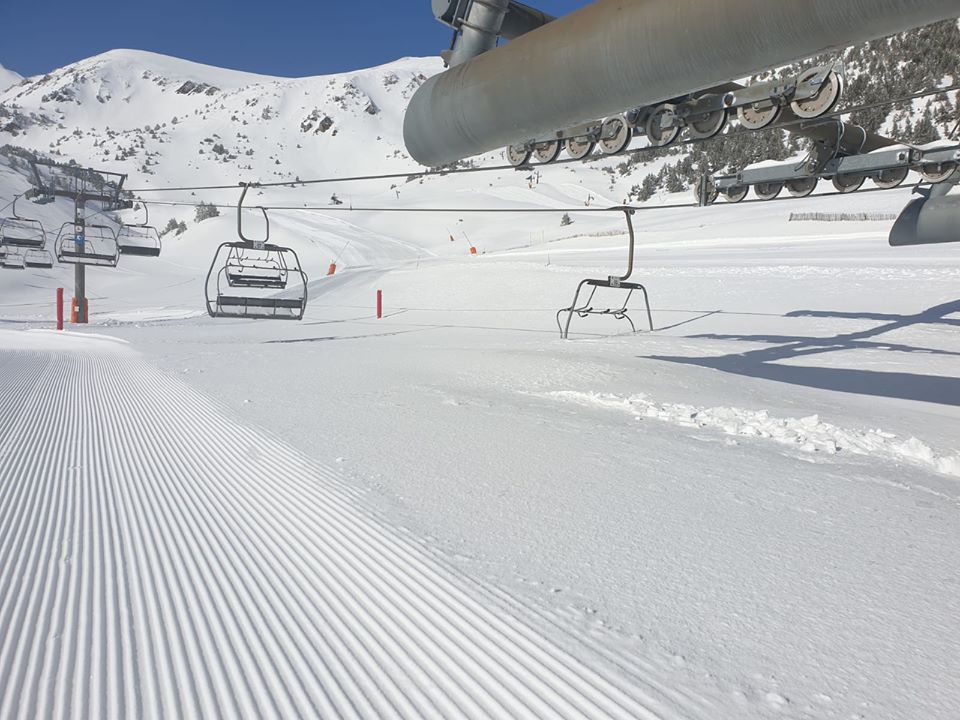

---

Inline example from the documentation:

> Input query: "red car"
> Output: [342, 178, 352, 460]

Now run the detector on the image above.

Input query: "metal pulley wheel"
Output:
[694, 181, 720, 206]
[566, 137, 595, 160]
[532, 140, 563, 164]
[791, 68, 844, 119]
[754, 182, 784, 200]
[598, 115, 633, 155]
[506, 144, 531, 167]
[872, 167, 909, 189]
[720, 185, 749, 203]
[831, 173, 865, 193]
[646, 105, 681, 147]
[737, 103, 782, 131]
[785, 176, 818, 198]
[686, 98, 728, 141]
[918, 161, 958, 183]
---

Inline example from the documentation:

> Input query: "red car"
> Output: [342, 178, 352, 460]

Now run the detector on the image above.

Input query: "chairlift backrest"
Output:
[1, 194, 48, 249]
[55, 222, 120, 267]
[24, 249, 54, 269]
[1, 251, 26, 269]
[0, 217, 47, 248]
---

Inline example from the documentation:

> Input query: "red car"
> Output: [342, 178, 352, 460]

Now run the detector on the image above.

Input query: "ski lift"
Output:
[117, 202, 162, 257]
[1, 251, 26, 270]
[0, 194, 47, 250]
[55, 222, 120, 267]
[204, 183, 308, 320]
[24, 249, 54, 269]
[557, 208, 653, 338]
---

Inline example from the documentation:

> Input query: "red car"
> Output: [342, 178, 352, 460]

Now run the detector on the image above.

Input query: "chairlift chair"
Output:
[24, 249, 54, 269]
[117, 202, 162, 257]
[556, 208, 653, 338]
[55, 222, 120, 267]
[1, 251, 26, 270]
[0, 195, 48, 250]
[204, 183, 309, 320]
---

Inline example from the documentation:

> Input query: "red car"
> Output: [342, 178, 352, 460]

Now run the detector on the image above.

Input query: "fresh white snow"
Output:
[0, 64, 22, 93]
[1, 50, 959, 720]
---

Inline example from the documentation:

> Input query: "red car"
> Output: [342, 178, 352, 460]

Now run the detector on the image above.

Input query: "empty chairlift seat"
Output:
[56, 222, 120, 267]
[117, 224, 162, 257]
[24, 249, 54, 269]
[0, 217, 47, 249]
[205, 242, 308, 320]
[1, 251, 26, 270]
[204, 183, 309, 320]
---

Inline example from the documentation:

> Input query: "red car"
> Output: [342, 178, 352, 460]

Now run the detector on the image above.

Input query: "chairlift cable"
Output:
[133, 178, 932, 216]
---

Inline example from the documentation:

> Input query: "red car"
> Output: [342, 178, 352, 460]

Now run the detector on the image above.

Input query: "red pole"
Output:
[376, 289, 382, 319]
[56, 288, 64, 330]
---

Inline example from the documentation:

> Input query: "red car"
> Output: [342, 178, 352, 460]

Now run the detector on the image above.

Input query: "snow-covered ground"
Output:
[2, 48, 960, 720]
[2, 182, 959, 719]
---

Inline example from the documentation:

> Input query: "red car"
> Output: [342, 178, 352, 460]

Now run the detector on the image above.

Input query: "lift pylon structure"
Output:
[29, 160, 127, 324]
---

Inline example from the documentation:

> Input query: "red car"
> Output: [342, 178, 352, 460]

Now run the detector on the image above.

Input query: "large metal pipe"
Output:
[405, 0, 960, 166]
[449, 0, 511, 66]
[890, 183, 960, 246]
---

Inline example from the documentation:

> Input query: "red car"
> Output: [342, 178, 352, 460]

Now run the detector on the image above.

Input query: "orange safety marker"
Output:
[70, 298, 88, 324]
[327, 262, 337, 276]
[56, 288, 64, 330]
[469, 246, 477, 255]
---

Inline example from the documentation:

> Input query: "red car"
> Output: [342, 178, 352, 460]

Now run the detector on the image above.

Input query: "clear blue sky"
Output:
[1, 0, 587, 77]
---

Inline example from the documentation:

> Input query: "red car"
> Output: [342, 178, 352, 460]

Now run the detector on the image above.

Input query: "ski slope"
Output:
[1, 188, 959, 719]
[0, 330, 720, 720]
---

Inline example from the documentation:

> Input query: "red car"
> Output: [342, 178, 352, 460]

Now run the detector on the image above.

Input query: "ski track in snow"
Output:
[0, 339, 717, 720]
[541, 390, 960, 479]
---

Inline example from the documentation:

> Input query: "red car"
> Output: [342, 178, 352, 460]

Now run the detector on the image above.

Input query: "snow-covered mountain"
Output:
[0, 49, 445, 189]
[0, 64, 21, 93]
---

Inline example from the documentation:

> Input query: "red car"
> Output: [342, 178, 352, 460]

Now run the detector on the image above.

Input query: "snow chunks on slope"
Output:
[0, 339, 706, 720]
[542, 391, 960, 478]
